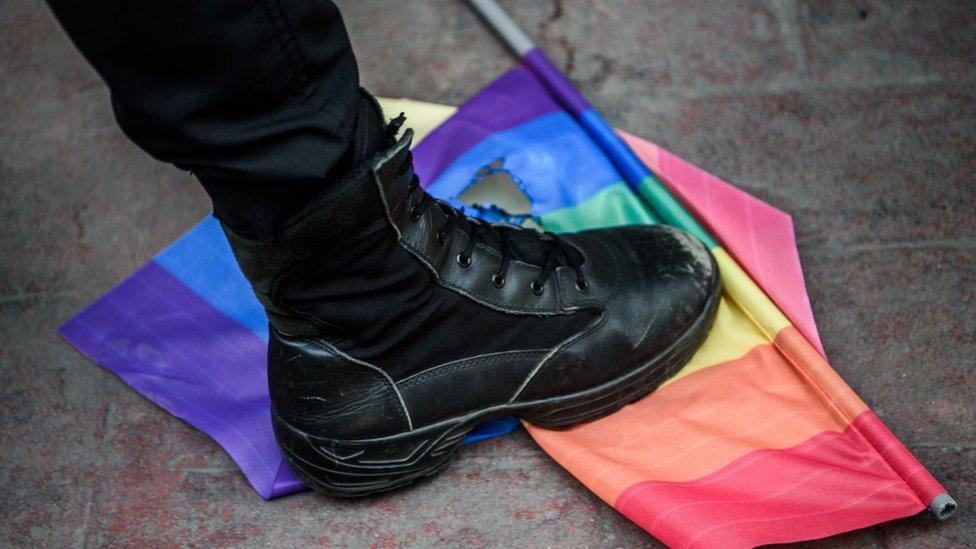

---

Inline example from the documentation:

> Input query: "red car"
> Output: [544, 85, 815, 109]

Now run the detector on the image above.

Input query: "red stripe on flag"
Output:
[852, 410, 947, 508]
[614, 418, 923, 548]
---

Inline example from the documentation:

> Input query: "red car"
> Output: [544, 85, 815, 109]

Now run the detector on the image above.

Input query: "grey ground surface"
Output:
[1, 1, 974, 546]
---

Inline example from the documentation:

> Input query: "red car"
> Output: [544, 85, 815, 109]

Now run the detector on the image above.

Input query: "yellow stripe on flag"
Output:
[661, 295, 768, 387]
[377, 97, 457, 143]
[712, 247, 791, 340]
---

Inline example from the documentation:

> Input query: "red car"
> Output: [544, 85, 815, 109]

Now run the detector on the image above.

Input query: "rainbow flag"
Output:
[410, 67, 954, 545]
[59, 66, 953, 546]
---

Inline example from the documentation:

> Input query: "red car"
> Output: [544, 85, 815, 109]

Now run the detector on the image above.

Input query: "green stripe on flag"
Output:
[636, 175, 717, 247]
[538, 182, 660, 232]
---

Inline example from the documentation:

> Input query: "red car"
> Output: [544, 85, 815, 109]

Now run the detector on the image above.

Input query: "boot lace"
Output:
[398, 152, 588, 295]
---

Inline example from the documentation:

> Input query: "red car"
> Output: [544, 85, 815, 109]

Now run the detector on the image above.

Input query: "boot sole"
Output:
[274, 274, 722, 497]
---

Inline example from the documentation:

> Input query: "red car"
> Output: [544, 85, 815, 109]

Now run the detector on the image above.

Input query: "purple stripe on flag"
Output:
[413, 66, 561, 186]
[58, 261, 302, 499]
[522, 48, 591, 116]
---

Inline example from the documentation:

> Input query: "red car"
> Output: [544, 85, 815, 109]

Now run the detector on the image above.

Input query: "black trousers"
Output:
[46, 0, 361, 239]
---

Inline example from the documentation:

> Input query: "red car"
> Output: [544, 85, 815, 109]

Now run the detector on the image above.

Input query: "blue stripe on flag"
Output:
[151, 216, 521, 446]
[154, 217, 269, 341]
[425, 111, 622, 215]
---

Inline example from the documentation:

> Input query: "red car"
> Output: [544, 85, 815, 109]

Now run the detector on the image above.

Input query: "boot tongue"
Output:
[466, 217, 582, 268]
[389, 112, 579, 270]
[495, 226, 550, 265]
[408, 191, 552, 266]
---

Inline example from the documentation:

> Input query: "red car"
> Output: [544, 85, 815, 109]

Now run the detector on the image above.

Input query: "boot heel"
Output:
[272, 408, 468, 497]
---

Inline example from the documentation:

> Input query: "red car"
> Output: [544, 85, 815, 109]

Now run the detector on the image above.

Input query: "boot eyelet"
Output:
[456, 253, 472, 268]
[491, 274, 506, 288]
[575, 279, 589, 293]
[409, 206, 422, 223]
[436, 231, 447, 246]
[530, 280, 544, 295]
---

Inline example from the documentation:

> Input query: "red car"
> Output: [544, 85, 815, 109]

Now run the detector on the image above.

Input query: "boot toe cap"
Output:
[593, 224, 718, 365]
[516, 225, 720, 402]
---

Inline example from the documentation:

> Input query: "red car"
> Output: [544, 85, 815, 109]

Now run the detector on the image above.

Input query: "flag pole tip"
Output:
[929, 493, 957, 520]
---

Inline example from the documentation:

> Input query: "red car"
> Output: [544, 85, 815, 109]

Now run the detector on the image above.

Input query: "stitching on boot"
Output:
[308, 339, 414, 432]
[397, 349, 547, 390]
[508, 305, 609, 403]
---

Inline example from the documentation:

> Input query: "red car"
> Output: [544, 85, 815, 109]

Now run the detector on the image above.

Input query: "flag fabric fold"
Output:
[58, 64, 951, 546]
[411, 65, 950, 546]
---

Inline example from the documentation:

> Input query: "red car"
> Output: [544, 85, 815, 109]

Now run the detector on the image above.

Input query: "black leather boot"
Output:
[223, 117, 721, 496]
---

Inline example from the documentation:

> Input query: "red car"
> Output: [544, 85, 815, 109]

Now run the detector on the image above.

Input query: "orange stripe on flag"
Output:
[527, 327, 860, 505]
[774, 326, 868, 422]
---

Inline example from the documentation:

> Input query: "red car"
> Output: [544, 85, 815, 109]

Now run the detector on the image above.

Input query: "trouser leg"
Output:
[46, 0, 364, 239]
